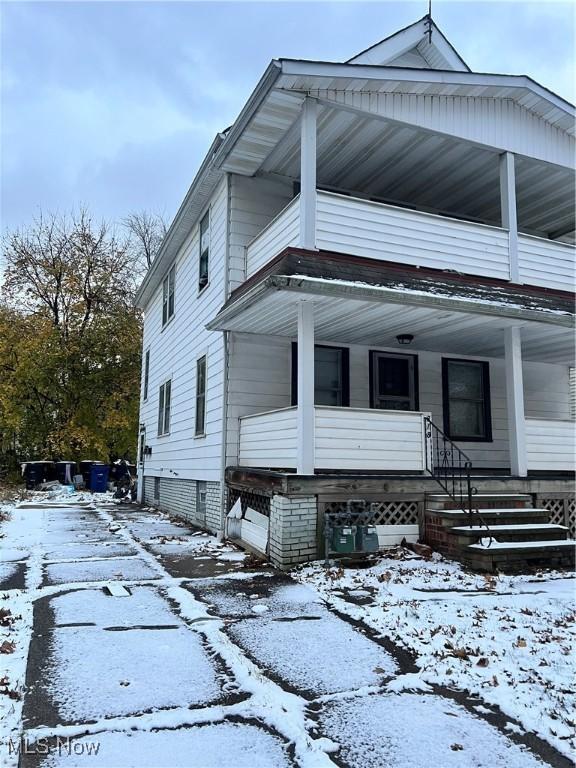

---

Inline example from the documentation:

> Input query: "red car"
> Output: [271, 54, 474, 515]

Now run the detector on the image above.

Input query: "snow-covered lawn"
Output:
[295, 551, 576, 759]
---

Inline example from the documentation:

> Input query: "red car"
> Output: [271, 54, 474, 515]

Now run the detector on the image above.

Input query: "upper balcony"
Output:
[246, 189, 575, 293]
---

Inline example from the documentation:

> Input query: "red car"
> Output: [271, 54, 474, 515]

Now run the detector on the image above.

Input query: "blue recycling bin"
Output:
[89, 464, 109, 493]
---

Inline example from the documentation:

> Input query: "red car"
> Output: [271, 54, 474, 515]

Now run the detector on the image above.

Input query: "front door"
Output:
[371, 352, 418, 410]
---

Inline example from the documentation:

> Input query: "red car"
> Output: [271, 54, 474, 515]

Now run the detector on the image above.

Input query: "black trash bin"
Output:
[22, 461, 54, 489]
[56, 461, 77, 485]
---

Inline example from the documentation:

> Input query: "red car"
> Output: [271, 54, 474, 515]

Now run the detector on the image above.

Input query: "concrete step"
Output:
[462, 539, 576, 573]
[426, 494, 532, 511]
[427, 508, 550, 526]
[449, 523, 568, 544]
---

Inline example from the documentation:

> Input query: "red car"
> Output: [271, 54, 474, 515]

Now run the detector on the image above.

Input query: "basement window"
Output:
[442, 359, 492, 442]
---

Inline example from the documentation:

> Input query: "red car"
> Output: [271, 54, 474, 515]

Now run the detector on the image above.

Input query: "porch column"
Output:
[499, 152, 519, 283]
[299, 98, 317, 250]
[504, 326, 527, 477]
[297, 300, 315, 474]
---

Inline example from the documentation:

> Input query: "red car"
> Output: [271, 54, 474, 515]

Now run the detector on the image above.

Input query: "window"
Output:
[291, 344, 350, 406]
[162, 265, 175, 326]
[195, 356, 207, 435]
[138, 431, 145, 466]
[198, 211, 209, 292]
[157, 379, 171, 436]
[442, 359, 492, 441]
[143, 350, 150, 400]
[196, 481, 207, 520]
[154, 477, 160, 502]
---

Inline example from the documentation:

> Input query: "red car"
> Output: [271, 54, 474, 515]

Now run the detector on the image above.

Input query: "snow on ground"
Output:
[319, 691, 547, 768]
[39, 723, 293, 768]
[295, 551, 576, 759]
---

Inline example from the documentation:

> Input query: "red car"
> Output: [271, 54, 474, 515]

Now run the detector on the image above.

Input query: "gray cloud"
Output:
[1, 1, 573, 233]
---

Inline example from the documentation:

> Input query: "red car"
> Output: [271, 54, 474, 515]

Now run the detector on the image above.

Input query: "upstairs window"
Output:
[198, 211, 210, 292]
[157, 379, 172, 436]
[195, 356, 207, 436]
[143, 349, 150, 401]
[442, 359, 492, 442]
[162, 265, 175, 326]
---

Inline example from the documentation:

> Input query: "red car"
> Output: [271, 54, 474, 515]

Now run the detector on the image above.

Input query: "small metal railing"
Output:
[424, 416, 475, 523]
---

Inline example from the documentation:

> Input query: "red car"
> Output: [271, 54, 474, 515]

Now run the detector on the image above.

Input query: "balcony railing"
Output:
[238, 406, 430, 472]
[245, 190, 575, 292]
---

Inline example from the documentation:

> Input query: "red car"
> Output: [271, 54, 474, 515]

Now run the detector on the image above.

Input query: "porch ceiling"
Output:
[259, 104, 575, 241]
[208, 271, 574, 365]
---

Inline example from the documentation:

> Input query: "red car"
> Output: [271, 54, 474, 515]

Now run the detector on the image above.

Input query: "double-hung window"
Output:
[291, 344, 350, 406]
[442, 359, 492, 441]
[162, 265, 175, 326]
[143, 350, 150, 400]
[195, 356, 207, 436]
[157, 379, 171, 436]
[198, 211, 209, 292]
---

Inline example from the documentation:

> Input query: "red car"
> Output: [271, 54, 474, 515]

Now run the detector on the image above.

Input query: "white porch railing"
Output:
[244, 190, 575, 291]
[525, 418, 575, 472]
[238, 406, 430, 471]
[316, 192, 511, 281]
[518, 234, 575, 292]
[245, 196, 300, 277]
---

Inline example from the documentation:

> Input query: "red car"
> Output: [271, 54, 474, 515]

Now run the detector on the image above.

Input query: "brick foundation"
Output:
[269, 495, 318, 570]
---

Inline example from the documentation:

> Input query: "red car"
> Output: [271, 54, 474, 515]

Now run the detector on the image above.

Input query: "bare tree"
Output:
[2, 208, 138, 338]
[122, 210, 167, 270]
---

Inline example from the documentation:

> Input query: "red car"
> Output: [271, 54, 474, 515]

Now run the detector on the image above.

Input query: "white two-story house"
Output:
[135, 16, 575, 570]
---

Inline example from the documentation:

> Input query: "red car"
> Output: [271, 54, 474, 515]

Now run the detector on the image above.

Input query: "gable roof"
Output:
[348, 15, 470, 72]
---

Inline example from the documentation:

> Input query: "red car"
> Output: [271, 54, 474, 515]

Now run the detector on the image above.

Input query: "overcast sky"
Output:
[1, 1, 574, 235]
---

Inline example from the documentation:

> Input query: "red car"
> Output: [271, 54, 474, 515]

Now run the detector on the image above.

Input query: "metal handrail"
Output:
[424, 416, 475, 523]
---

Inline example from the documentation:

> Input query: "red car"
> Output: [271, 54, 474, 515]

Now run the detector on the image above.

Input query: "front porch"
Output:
[237, 405, 574, 475]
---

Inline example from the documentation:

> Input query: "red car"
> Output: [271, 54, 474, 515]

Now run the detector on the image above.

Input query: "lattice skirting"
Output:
[538, 496, 576, 539]
[227, 487, 271, 518]
[319, 499, 420, 527]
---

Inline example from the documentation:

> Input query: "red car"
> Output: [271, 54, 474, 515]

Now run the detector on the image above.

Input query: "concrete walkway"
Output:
[2, 499, 569, 768]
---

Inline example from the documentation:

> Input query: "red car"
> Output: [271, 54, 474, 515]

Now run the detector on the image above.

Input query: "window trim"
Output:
[143, 349, 150, 401]
[195, 355, 207, 437]
[368, 351, 419, 411]
[291, 343, 350, 407]
[198, 210, 210, 295]
[157, 378, 172, 437]
[442, 358, 492, 443]
[162, 265, 176, 327]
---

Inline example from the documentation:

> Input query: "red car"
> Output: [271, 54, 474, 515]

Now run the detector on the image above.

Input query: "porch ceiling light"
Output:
[396, 334, 414, 346]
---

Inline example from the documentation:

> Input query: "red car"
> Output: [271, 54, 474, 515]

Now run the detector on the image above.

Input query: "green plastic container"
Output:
[330, 525, 356, 553]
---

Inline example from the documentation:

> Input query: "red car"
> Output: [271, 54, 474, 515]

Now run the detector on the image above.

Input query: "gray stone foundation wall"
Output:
[269, 494, 318, 570]
[143, 476, 222, 534]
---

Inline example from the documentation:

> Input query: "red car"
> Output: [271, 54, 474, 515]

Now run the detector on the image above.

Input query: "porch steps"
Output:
[424, 493, 575, 573]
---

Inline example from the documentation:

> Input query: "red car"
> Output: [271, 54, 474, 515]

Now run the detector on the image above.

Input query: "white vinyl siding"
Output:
[517, 234, 575, 292]
[138, 177, 228, 482]
[228, 174, 294, 290]
[316, 191, 511, 281]
[245, 197, 300, 278]
[526, 419, 575, 471]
